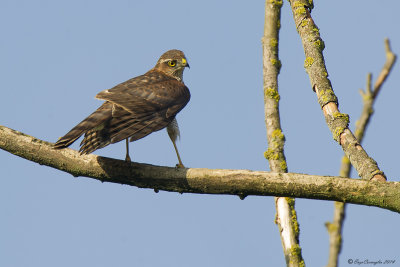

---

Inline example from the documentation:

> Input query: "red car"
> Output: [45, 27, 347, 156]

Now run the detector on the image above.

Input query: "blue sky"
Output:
[1, 1, 399, 266]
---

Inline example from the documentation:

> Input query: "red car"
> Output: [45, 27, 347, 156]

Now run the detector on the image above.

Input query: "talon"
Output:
[175, 163, 185, 169]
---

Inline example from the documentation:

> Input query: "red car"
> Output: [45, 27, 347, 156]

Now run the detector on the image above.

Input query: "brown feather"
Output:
[54, 49, 190, 158]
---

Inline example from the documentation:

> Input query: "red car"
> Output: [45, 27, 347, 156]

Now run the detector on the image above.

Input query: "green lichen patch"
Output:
[269, 38, 278, 47]
[300, 20, 309, 27]
[284, 197, 300, 238]
[270, 58, 282, 69]
[265, 87, 280, 102]
[313, 39, 325, 51]
[325, 222, 338, 233]
[333, 112, 350, 126]
[286, 197, 295, 206]
[317, 88, 338, 107]
[280, 160, 288, 172]
[270, 0, 283, 7]
[295, 6, 307, 15]
[271, 129, 285, 141]
[264, 148, 279, 160]
[333, 125, 345, 141]
[293, 1, 305, 8]
[331, 112, 350, 142]
[304, 57, 314, 68]
[289, 244, 304, 267]
[288, 198, 300, 237]
[290, 244, 301, 255]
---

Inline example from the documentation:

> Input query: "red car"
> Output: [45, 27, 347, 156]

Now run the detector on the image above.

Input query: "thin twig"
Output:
[326, 39, 397, 267]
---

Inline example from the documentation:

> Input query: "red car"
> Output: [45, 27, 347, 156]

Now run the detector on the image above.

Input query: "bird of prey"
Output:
[54, 49, 190, 167]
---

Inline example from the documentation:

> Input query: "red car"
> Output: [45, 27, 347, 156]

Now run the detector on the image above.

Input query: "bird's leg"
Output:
[171, 139, 184, 168]
[125, 138, 131, 162]
[167, 118, 185, 168]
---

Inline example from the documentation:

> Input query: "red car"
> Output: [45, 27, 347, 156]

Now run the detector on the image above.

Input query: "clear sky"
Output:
[1, 1, 399, 266]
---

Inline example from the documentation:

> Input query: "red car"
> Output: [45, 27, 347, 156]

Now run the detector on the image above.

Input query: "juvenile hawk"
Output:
[54, 49, 190, 167]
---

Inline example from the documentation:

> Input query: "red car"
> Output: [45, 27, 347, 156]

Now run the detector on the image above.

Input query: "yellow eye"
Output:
[168, 60, 176, 67]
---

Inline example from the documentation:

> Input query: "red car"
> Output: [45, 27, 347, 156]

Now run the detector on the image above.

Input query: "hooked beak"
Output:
[182, 58, 190, 69]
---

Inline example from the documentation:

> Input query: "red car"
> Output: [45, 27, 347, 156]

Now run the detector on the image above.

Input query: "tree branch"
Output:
[262, 1, 305, 266]
[288, 0, 386, 182]
[1, 125, 399, 213]
[326, 38, 397, 267]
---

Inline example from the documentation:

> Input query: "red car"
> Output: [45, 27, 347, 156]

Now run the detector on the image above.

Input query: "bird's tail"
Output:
[78, 113, 159, 154]
[54, 102, 112, 150]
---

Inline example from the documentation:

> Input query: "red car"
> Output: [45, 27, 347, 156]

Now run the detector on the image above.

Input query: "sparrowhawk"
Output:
[54, 49, 190, 167]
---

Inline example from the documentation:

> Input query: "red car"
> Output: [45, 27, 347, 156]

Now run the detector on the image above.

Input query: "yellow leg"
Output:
[125, 138, 131, 162]
[166, 119, 185, 168]
[171, 139, 184, 168]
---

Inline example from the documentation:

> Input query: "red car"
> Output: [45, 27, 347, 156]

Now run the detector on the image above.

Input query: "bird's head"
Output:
[154, 49, 190, 81]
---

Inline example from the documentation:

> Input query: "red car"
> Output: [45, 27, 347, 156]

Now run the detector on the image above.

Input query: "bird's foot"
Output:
[125, 155, 131, 162]
[175, 163, 185, 169]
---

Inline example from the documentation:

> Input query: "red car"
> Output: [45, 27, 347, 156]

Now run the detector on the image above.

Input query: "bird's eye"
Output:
[168, 60, 176, 67]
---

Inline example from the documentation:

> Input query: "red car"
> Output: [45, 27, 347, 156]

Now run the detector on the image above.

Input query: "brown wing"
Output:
[95, 69, 190, 119]
[94, 69, 190, 142]
[55, 69, 190, 155]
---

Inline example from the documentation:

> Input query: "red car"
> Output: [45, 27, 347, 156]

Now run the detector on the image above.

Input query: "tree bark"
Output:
[326, 39, 397, 267]
[1, 125, 399, 213]
[262, 1, 305, 266]
[288, 0, 386, 182]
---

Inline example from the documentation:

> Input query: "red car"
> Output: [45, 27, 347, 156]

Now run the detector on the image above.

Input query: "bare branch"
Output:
[326, 39, 397, 267]
[288, 0, 386, 182]
[262, 0, 305, 266]
[325, 201, 345, 267]
[372, 38, 397, 99]
[1, 125, 399, 213]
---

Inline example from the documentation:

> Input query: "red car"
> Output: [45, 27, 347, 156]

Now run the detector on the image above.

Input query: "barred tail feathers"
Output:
[78, 110, 136, 154]
[54, 102, 112, 149]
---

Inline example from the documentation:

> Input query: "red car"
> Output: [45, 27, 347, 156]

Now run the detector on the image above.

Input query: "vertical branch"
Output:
[262, 1, 305, 266]
[325, 39, 396, 267]
[288, 0, 386, 182]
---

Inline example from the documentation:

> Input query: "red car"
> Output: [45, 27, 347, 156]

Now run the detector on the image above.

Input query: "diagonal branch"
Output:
[288, 0, 386, 182]
[1, 125, 400, 213]
[262, 1, 305, 266]
[326, 38, 397, 267]
[372, 39, 397, 99]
